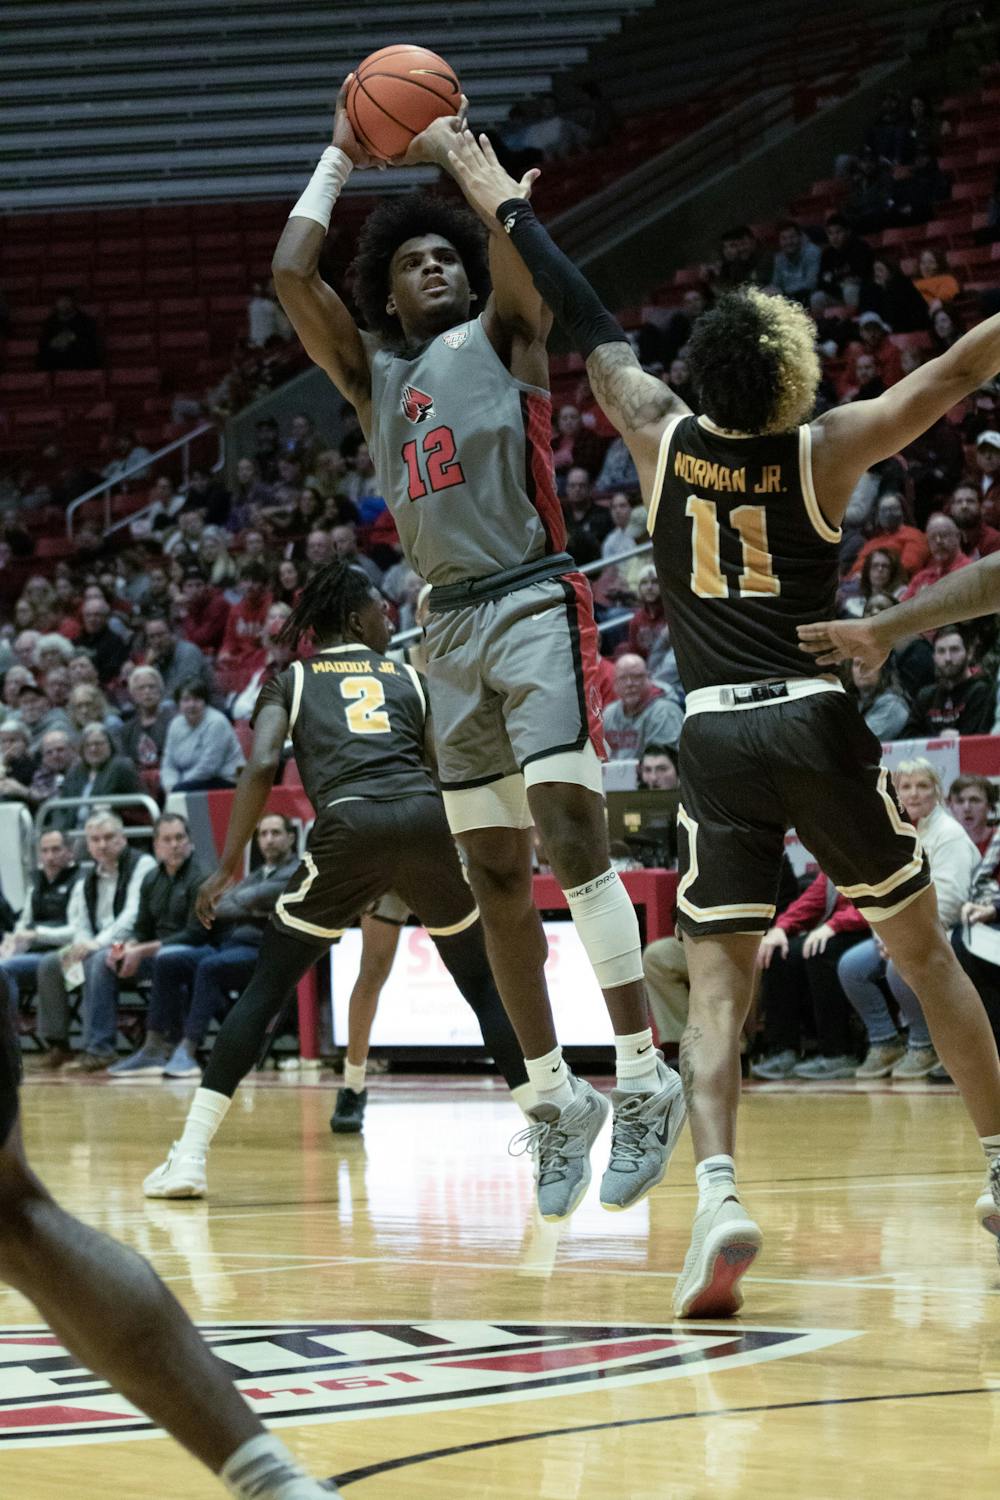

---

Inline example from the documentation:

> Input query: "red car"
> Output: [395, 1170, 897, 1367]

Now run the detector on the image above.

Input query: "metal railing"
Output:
[35, 793, 162, 839]
[389, 540, 653, 648]
[65, 421, 222, 540]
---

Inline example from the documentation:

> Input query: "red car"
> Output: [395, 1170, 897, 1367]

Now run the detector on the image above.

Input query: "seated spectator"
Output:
[274, 557, 304, 608]
[912, 247, 961, 308]
[627, 566, 667, 660]
[551, 404, 607, 478]
[602, 654, 683, 759]
[160, 680, 243, 793]
[841, 351, 885, 403]
[638, 744, 679, 790]
[76, 596, 130, 686]
[34, 811, 155, 1069]
[709, 225, 772, 292]
[178, 567, 230, 654]
[247, 278, 292, 348]
[0, 720, 36, 802]
[36, 292, 101, 371]
[563, 467, 612, 566]
[863, 90, 908, 164]
[35, 633, 74, 678]
[119, 665, 175, 797]
[53, 723, 143, 831]
[951, 819, 1000, 1050]
[96, 814, 204, 1078]
[901, 513, 970, 605]
[215, 560, 272, 691]
[930, 305, 964, 355]
[133, 474, 182, 541]
[340, 442, 381, 505]
[848, 656, 911, 740]
[903, 415, 966, 527]
[521, 93, 589, 159]
[948, 774, 997, 858]
[947, 480, 1000, 560]
[229, 607, 295, 721]
[844, 147, 895, 233]
[128, 558, 174, 614]
[838, 759, 978, 1077]
[15, 679, 73, 748]
[849, 313, 905, 386]
[818, 214, 875, 304]
[770, 220, 821, 302]
[112, 813, 300, 1079]
[12, 630, 40, 671]
[752, 873, 869, 1080]
[102, 430, 152, 486]
[860, 254, 930, 333]
[142, 610, 215, 701]
[162, 501, 208, 559]
[300, 526, 333, 578]
[0, 829, 79, 1029]
[67, 682, 124, 743]
[976, 431, 1000, 523]
[331, 522, 382, 586]
[889, 147, 951, 226]
[0, 507, 36, 559]
[228, 457, 274, 532]
[197, 528, 237, 592]
[27, 729, 77, 810]
[251, 415, 281, 483]
[851, 491, 930, 578]
[840, 545, 908, 617]
[595, 437, 641, 499]
[906, 626, 995, 737]
[600, 491, 642, 567]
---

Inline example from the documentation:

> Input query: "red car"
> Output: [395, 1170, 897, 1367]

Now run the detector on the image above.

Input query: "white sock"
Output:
[177, 1087, 231, 1159]
[695, 1154, 737, 1208]
[221, 1432, 321, 1499]
[343, 1059, 367, 1094]
[510, 1080, 537, 1118]
[614, 1027, 660, 1092]
[525, 1045, 575, 1112]
[981, 1132, 1000, 1167]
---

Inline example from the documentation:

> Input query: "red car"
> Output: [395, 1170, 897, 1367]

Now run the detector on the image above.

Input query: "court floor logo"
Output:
[0, 1320, 859, 1447]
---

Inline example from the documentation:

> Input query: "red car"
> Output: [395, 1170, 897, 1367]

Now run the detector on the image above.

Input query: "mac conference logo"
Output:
[0, 1320, 857, 1446]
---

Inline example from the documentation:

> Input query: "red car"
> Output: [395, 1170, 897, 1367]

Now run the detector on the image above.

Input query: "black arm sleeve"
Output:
[496, 199, 630, 359]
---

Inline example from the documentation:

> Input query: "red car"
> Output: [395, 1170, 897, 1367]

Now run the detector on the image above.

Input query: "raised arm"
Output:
[447, 131, 689, 492]
[811, 310, 1000, 520]
[798, 552, 1000, 669]
[271, 79, 378, 434]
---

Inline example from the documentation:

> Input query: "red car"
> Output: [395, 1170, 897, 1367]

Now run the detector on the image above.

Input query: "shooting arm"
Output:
[866, 553, 1000, 652]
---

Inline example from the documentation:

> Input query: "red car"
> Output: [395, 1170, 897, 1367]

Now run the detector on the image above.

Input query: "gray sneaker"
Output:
[108, 1039, 172, 1078]
[751, 1049, 799, 1081]
[855, 1039, 906, 1079]
[509, 1075, 610, 1222]
[792, 1054, 857, 1080]
[600, 1058, 686, 1211]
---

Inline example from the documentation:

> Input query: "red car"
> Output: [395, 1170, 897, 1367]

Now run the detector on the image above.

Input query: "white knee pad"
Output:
[564, 868, 644, 989]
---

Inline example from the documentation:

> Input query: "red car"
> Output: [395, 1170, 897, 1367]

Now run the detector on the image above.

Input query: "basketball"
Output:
[346, 45, 461, 162]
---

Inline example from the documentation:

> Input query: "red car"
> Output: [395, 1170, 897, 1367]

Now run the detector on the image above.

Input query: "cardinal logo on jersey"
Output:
[402, 385, 434, 424]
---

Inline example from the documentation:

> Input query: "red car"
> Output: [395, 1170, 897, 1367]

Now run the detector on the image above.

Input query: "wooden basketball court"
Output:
[3, 1072, 998, 1497]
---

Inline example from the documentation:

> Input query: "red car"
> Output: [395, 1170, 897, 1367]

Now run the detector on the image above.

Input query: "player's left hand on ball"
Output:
[396, 97, 470, 166]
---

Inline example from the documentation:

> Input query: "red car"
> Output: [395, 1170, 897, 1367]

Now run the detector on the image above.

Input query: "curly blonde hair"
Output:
[687, 287, 821, 435]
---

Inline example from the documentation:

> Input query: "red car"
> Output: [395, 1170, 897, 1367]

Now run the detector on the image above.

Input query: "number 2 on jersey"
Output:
[686, 497, 780, 599]
[340, 676, 391, 735]
[402, 425, 466, 501]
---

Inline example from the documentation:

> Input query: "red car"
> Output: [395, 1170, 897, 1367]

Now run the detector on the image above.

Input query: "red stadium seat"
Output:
[0, 372, 50, 399]
[108, 366, 161, 391]
[52, 370, 107, 395]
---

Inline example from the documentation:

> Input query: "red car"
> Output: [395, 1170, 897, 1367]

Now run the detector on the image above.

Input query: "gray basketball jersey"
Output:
[253, 644, 435, 809]
[369, 315, 565, 585]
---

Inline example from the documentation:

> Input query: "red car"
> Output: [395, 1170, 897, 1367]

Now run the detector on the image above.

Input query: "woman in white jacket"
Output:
[838, 757, 980, 1078]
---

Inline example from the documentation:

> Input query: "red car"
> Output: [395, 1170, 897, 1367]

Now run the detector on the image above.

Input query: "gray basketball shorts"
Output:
[423, 572, 606, 790]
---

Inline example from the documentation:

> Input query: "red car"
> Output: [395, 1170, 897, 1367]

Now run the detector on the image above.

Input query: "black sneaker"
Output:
[330, 1087, 367, 1134]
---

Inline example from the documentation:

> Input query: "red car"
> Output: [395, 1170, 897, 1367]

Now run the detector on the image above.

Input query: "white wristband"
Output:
[288, 145, 353, 231]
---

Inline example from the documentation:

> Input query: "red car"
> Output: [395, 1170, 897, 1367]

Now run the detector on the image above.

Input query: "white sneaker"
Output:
[143, 1142, 207, 1199]
[673, 1195, 763, 1318]
[976, 1158, 1000, 1245]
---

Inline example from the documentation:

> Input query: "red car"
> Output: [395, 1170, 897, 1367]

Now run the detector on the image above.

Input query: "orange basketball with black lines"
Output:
[346, 45, 461, 162]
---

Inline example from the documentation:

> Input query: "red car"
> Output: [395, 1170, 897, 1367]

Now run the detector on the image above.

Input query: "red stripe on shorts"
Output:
[522, 392, 566, 553]
[565, 570, 608, 761]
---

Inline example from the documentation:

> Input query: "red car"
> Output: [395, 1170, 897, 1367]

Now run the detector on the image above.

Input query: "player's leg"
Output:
[331, 909, 401, 1134]
[872, 886, 1000, 1243]
[0, 1012, 338, 1497]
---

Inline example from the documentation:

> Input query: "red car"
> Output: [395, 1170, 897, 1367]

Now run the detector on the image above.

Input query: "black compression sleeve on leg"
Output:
[201, 925, 327, 1097]
[496, 198, 630, 359]
[432, 927, 528, 1090]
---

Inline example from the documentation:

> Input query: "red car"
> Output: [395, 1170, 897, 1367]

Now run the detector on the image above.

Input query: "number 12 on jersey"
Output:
[686, 497, 780, 599]
[402, 425, 466, 501]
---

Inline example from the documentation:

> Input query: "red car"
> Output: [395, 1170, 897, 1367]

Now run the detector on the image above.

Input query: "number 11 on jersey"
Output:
[686, 496, 781, 599]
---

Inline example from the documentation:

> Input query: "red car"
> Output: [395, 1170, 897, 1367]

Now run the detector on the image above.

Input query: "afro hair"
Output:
[686, 287, 820, 435]
[352, 190, 492, 344]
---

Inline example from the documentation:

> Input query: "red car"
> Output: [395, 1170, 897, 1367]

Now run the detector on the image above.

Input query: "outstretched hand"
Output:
[393, 95, 471, 166]
[797, 616, 889, 672]
[196, 869, 239, 930]
[447, 130, 540, 226]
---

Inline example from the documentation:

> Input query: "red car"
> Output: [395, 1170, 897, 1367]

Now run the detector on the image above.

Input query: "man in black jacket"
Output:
[85, 814, 205, 1077]
[0, 830, 78, 1021]
[906, 627, 996, 737]
[116, 813, 299, 1079]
